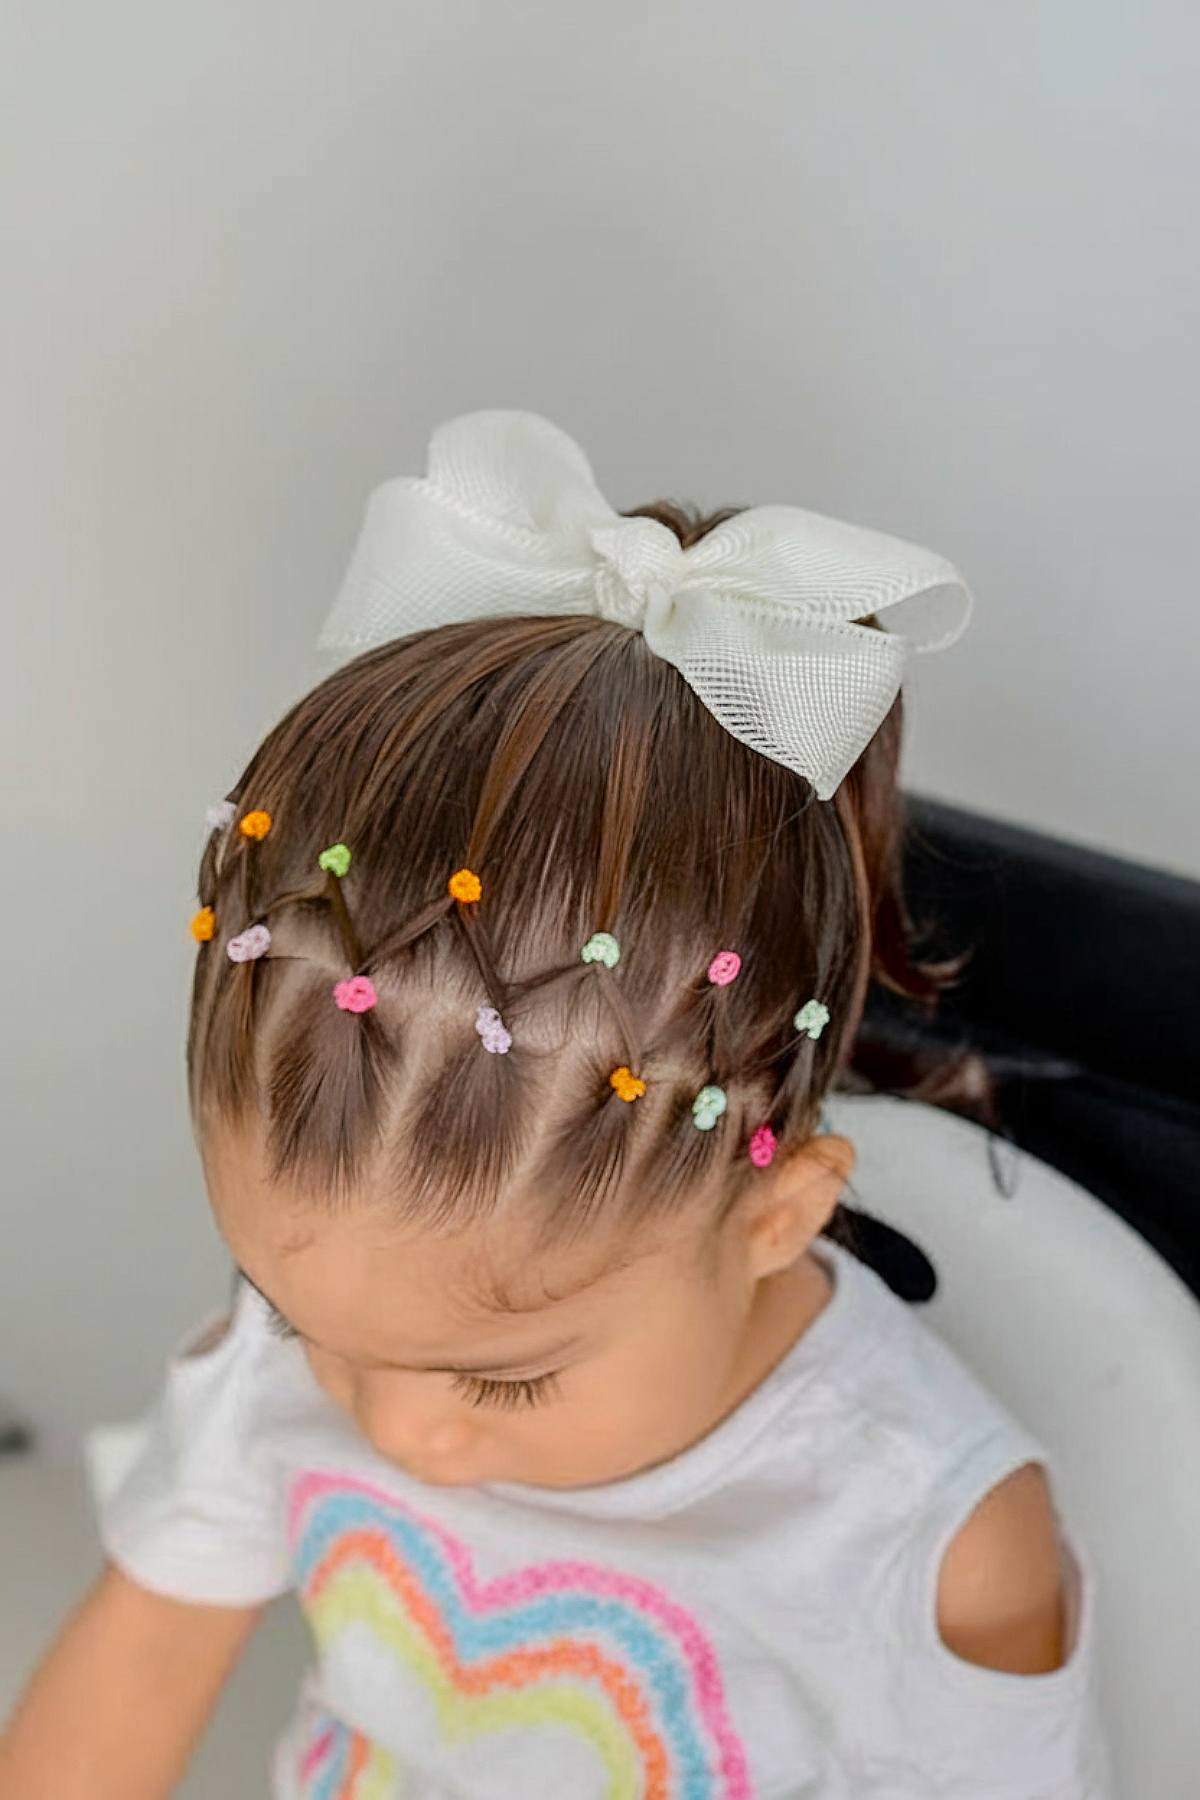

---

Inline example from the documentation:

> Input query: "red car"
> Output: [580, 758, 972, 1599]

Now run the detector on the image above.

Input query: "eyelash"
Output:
[450, 1372, 561, 1411]
[264, 1307, 559, 1411]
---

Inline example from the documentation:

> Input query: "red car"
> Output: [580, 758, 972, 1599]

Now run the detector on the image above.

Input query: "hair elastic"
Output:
[475, 1004, 512, 1055]
[794, 998, 830, 1040]
[581, 931, 621, 968]
[318, 843, 352, 877]
[609, 1065, 645, 1102]
[206, 800, 236, 831]
[748, 1124, 777, 1168]
[707, 950, 741, 986]
[190, 906, 216, 943]
[691, 1084, 728, 1130]
[227, 923, 271, 962]
[239, 810, 272, 841]
[449, 868, 483, 904]
[334, 975, 377, 1014]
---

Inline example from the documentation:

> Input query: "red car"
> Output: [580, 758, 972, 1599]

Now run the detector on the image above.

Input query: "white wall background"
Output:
[2, 0, 1197, 1447]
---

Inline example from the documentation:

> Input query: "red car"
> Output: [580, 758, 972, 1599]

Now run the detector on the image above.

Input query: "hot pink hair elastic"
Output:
[748, 1124, 777, 1168]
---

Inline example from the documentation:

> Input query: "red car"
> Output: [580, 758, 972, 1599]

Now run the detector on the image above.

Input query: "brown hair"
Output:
[188, 502, 956, 1241]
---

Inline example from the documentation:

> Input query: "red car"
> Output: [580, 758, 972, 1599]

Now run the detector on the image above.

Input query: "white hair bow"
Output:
[318, 410, 972, 799]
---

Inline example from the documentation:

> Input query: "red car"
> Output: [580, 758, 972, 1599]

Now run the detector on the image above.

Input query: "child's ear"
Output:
[743, 1133, 856, 1278]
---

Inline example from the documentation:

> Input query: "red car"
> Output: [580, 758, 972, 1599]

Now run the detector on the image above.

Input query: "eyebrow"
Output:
[235, 1268, 582, 1376]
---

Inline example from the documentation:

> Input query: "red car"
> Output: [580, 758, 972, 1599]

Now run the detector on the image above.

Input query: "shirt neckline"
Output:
[483, 1238, 889, 1522]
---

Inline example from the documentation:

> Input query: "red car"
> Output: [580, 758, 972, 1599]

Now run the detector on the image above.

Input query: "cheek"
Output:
[576, 1311, 735, 1439]
[304, 1344, 354, 1409]
[305, 1347, 430, 1427]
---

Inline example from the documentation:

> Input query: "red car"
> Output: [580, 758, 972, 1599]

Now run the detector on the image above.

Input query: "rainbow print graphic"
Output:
[289, 1470, 751, 1800]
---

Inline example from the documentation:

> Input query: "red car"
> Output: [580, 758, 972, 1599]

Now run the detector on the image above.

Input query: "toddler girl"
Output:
[1, 413, 1108, 1797]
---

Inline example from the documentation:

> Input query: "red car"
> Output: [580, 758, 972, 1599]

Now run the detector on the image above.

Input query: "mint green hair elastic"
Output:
[794, 998, 830, 1040]
[691, 1085, 728, 1131]
[581, 931, 621, 969]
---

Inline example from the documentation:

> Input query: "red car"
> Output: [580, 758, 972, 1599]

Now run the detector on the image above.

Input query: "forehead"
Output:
[200, 1123, 674, 1352]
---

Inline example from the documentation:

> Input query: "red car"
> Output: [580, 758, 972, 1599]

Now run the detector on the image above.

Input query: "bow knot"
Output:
[589, 519, 686, 632]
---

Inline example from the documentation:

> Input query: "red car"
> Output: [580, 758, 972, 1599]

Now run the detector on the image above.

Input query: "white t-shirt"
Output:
[97, 1236, 1111, 1799]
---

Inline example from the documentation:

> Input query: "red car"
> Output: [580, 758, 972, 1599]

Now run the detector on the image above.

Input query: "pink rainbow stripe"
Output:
[299, 1723, 334, 1783]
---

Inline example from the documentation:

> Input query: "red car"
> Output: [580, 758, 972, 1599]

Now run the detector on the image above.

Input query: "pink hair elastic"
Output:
[748, 1124, 777, 1168]
[334, 975, 378, 1014]
[707, 950, 741, 986]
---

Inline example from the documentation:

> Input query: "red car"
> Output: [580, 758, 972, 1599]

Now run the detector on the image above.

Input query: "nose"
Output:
[350, 1372, 476, 1468]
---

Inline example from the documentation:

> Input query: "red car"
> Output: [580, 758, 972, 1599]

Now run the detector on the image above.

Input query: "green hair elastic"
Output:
[794, 998, 830, 1040]
[581, 931, 621, 969]
[318, 843, 352, 878]
[691, 1085, 728, 1131]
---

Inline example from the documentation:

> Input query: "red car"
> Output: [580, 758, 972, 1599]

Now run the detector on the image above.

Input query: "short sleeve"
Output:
[91, 1278, 292, 1607]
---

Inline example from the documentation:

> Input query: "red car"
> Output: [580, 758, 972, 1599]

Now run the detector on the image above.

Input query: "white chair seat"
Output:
[825, 1093, 1200, 1800]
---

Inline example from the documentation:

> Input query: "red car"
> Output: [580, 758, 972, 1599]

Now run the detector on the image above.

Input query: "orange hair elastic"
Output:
[609, 1066, 646, 1103]
[448, 867, 483, 904]
[190, 906, 216, 942]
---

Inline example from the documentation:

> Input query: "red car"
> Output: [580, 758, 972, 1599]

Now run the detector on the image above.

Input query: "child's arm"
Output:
[0, 1560, 265, 1800]
[937, 1462, 1067, 1673]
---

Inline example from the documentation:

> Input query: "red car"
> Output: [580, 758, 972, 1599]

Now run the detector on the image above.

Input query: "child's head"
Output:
[186, 414, 970, 1488]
